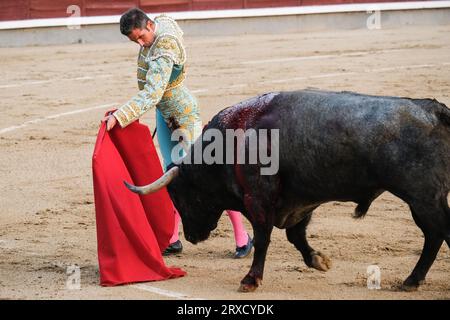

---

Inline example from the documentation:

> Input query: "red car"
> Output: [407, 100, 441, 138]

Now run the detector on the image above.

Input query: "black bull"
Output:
[126, 90, 450, 292]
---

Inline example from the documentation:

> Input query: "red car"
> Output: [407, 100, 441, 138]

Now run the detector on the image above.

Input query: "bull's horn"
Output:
[124, 166, 179, 195]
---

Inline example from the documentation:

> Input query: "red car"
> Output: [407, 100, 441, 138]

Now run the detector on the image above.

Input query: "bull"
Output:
[125, 89, 450, 292]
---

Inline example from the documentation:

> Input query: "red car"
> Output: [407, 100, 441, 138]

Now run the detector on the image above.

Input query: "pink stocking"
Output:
[226, 210, 249, 247]
[170, 208, 181, 243]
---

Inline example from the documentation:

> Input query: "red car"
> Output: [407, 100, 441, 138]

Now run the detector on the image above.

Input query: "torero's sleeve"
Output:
[113, 56, 173, 128]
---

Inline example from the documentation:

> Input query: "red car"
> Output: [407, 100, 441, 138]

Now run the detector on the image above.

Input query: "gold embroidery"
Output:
[165, 71, 185, 91]
[154, 73, 162, 83]
[163, 90, 173, 98]
[137, 69, 147, 82]
[114, 110, 128, 127]
[156, 88, 164, 97]
[128, 101, 141, 115]
[138, 60, 148, 69]
[155, 15, 184, 38]
[156, 37, 177, 51]
[182, 106, 192, 115]
[123, 106, 135, 119]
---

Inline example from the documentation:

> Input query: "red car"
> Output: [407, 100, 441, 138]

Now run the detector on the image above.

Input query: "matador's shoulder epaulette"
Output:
[150, 15, 186, 65]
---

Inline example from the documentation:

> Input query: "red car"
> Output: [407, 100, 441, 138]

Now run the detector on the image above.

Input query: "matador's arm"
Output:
[113, 56, 173, 128]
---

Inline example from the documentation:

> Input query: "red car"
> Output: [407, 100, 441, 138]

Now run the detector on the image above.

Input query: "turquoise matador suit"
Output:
[114, 14, 202, 168]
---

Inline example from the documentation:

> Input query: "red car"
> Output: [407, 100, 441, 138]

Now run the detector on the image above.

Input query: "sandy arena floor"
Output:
[0, 24, 449, 300]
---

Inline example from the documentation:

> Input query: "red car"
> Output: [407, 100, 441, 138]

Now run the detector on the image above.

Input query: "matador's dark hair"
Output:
[120, 7, 152, 36]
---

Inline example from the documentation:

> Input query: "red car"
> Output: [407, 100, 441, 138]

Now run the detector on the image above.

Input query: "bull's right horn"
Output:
[124, 166, 179, 195]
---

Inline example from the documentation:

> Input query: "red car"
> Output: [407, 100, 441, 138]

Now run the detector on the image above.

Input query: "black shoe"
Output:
[163, 240, 183, 256]
[234, 234, 253, 259]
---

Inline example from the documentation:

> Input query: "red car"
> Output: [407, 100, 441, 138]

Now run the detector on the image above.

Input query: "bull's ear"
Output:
[124, 166, 179, 195]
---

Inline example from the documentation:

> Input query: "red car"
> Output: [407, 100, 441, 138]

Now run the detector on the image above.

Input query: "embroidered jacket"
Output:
[114, 15, 201, 142]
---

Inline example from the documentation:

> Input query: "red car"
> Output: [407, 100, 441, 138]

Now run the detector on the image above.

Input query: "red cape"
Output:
[92, 118, 185, 286]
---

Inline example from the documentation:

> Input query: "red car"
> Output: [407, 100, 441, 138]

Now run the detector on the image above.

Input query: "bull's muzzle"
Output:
[185, 225, 215, 244]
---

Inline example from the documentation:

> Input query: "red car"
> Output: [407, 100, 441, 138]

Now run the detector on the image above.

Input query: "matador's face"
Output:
[128, 21, 155, 48]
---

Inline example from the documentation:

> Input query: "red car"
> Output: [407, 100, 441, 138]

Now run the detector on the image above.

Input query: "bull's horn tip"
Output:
[123, 180, 137, 192]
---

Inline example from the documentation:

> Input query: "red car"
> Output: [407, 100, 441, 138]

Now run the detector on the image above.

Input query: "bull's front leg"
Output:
[238, 195, 274, 292]
[238, 222, 273, 292]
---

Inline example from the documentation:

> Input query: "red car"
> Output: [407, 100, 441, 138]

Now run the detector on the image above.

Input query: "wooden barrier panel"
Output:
[85, 0, 138, 16]
[191, 0, 243, 11]
[0, 0, 28, 20]
[29, 0, 83, 19]
[0, 0, 429, 21]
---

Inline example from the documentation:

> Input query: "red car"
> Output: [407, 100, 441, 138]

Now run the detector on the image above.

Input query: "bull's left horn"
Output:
[124, 166, 179, 195]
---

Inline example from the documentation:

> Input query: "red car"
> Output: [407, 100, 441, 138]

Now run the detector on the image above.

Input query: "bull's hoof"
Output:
[401, 284, 419, 292]
[311, 251, 332, 272]
[401, 277, 423, 292]
[238, 283, 258, 292]
[238, 277, 261, 293]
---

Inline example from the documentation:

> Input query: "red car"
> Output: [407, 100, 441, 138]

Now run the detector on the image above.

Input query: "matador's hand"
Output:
[102, 114, 117, 131]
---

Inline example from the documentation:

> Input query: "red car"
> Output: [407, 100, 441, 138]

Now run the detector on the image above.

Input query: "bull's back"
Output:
[209, 89, 450, 195]
[270, 90, 450, 199]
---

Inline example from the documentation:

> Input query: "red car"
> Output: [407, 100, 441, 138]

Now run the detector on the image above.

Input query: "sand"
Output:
[0, 24, 449, 300]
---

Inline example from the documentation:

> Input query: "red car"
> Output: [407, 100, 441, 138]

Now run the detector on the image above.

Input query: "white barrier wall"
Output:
[0, 2, 449, 47]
